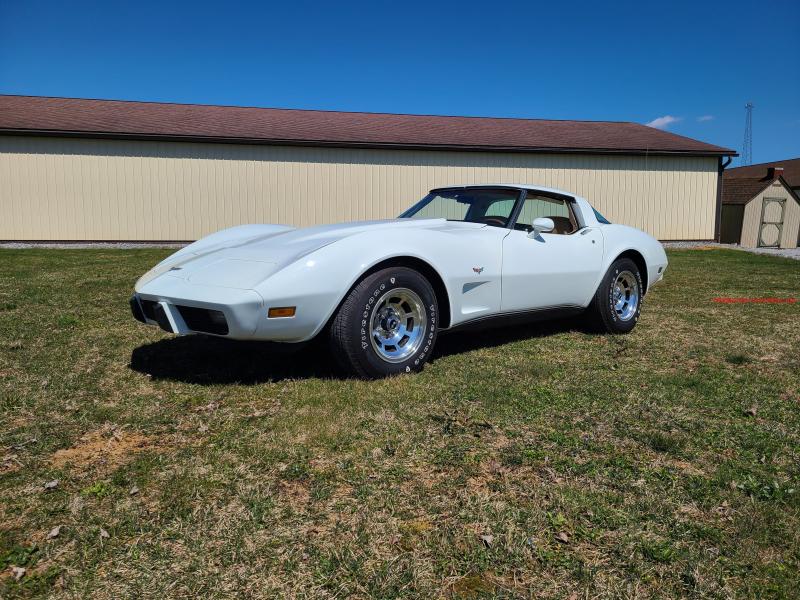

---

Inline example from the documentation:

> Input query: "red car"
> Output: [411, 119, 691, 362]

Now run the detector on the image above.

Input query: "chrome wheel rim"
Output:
[369, 287, 427, 363]
[612, 271, 639, 321]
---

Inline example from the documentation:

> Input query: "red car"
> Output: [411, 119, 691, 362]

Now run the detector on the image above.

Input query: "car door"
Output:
[501, 193, 603, 312]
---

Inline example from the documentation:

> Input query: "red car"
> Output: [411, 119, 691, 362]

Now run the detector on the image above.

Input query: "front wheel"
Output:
[329, 267, 439, 378]
[587, 258, 643, 333]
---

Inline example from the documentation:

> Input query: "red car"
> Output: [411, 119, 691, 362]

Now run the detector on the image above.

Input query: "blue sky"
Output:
[1, 0, 798, 165]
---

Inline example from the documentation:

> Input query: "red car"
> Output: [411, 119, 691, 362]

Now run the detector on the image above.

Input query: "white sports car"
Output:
[131, 184, 667, 377]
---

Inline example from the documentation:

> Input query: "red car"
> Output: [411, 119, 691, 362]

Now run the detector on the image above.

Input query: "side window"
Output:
[515, 195, 577, 234]
[593, 207, 611, 224]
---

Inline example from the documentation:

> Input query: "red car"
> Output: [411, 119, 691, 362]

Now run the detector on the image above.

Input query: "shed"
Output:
[720, 167, 800, 248]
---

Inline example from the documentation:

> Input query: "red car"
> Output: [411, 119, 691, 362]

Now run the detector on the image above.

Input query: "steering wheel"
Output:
[480, 216, 507, 227]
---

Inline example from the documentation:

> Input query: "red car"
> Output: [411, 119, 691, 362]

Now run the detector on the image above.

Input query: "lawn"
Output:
[1, 248, 798, 599]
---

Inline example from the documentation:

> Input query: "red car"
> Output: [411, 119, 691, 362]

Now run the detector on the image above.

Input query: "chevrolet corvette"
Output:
[131, 185, 668, 377]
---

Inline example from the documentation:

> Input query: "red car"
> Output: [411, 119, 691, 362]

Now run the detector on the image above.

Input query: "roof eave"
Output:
[0, 128, 738, 158]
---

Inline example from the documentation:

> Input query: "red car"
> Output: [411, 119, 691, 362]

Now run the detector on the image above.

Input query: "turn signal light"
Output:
[268, 306, 296, 318]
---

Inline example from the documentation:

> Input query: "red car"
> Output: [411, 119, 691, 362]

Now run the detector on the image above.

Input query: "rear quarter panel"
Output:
[597, 224, 668, 293]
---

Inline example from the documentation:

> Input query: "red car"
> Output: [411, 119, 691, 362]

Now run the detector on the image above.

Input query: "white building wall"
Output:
[0, 136, 719, 241]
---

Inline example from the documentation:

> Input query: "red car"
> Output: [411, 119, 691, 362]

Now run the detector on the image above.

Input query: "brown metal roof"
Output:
[0, 95, 736, 156]
[721, 175, 800, 206]
[721, 178, 774, 205]
[724, 158, 800, 188]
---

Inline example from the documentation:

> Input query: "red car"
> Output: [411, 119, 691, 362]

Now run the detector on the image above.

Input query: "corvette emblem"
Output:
[472, 267, 484, 274]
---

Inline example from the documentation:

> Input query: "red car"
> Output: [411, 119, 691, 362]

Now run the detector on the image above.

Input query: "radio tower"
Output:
[742, 102, 753, 165]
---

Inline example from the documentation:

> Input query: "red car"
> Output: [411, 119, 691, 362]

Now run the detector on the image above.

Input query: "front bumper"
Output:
[131, 272, 265, 339]
[130, 295, 230, 336]
[131, 273, 329, 342]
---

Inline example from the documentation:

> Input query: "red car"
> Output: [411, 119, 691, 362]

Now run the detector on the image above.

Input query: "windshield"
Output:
[399, 188, 520, 228]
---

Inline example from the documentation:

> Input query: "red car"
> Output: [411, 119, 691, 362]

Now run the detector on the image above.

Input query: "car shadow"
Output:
[129, 336, 337, 384]
[129, 315, 589, 385]
[435, 315, 589, 356]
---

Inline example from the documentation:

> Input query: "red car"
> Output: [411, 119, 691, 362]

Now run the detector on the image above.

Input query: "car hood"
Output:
[243, 218, 484, 253]
[136, 219, 485, 290]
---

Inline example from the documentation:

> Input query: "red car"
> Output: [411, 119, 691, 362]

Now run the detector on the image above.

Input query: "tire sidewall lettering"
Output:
[359, 270, 438, 374]
[606, 262, 642, 328]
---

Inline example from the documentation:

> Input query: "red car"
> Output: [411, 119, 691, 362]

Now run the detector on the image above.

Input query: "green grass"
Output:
[0, 248, 798, 598]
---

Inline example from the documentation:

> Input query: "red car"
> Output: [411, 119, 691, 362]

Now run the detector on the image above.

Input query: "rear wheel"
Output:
[587, 258, 643, 333]
[329, 267, 439, 378]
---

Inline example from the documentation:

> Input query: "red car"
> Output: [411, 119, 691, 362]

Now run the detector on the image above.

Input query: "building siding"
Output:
[0, 135, 719, 241]
[740, 180, 800, 249]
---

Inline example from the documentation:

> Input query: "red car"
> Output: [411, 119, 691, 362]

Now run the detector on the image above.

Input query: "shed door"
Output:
[758, 198, 785, 248]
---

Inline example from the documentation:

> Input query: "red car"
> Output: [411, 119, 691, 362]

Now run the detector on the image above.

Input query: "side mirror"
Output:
[528, 217, 554, 237]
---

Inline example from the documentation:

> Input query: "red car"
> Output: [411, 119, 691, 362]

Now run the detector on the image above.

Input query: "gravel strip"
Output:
[743, 247, 800, 260]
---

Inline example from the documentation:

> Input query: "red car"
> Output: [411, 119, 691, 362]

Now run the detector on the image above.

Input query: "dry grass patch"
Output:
[49, 426, 167, 477]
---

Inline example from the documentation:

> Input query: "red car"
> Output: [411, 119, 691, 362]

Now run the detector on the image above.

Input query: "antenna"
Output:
[742, 102, 753, 165]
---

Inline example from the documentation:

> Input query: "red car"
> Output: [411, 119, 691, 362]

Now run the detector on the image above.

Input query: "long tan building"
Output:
[0, 96, 735, 241]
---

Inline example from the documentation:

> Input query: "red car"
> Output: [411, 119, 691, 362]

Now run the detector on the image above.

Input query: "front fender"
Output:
[251, 227, 504, 341]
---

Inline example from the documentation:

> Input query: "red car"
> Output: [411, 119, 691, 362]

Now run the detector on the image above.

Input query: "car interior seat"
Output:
[548, 216, 575, 234]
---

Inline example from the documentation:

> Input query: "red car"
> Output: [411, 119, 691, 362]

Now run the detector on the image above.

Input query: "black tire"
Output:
[587, 257, 643, 334]
[329, 267, 439, 378]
